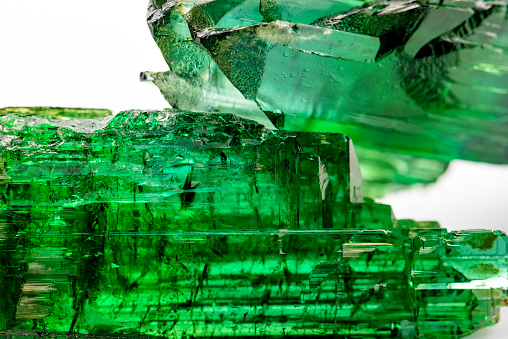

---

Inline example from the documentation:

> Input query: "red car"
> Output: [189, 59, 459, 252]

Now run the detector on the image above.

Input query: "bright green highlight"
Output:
[0, 110, 506, 338]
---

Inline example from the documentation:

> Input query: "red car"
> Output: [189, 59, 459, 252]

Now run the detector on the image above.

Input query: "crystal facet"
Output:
[1, 0, 507, 337]
[0, 110, 506, 338]
[147, 0, 508, 165]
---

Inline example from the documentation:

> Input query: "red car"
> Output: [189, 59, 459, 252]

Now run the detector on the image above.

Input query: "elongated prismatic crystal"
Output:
[145, 0, 508, 165]
[0, 110, 507, 338]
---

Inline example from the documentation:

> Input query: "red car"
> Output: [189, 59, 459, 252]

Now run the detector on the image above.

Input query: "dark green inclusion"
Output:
[146, 0, 508, 166]
[0, 110, 506, 338]
[0, 110, 377, 231]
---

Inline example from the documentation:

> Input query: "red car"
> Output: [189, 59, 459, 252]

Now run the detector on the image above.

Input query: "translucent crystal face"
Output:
[147, 0, 508, 166]
[0, 110, 507, 338]
[0, 1, 507, 338]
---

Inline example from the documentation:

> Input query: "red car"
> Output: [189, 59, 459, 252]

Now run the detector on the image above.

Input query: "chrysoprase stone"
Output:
[0, 110, 506, 338]
[147, 0, 508, 165]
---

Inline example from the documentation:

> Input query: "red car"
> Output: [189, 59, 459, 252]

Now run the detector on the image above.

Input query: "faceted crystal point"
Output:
[145, 2, 449, 196]
[0, 109, 506, 338]
[148, 0, 508, 165]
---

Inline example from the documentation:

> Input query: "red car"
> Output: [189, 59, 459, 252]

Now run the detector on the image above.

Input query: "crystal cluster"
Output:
[1, 0, 508, 338]
[144, 0, 508, 195]
[0, 111, 507, 338]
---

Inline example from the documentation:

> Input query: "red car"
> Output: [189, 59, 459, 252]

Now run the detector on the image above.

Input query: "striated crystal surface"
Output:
[0, 110, 506, 338]
[0, 107, 112, 119]
[147, 0, 508, 165]
[142, 68, 448, 196]
[0, 109, 382, 232]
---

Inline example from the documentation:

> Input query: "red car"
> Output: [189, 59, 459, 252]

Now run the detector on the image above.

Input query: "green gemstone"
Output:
[147, 0, 508, 165]
[1, 110, 374, 231]
[145, 0, 450, 196]
[0, 107, 112, 119]
[0, 110, 506, 338]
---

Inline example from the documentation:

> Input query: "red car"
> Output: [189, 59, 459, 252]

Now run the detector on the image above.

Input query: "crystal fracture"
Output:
[0, 111, 507, 338]
[1, 0, 508, 337]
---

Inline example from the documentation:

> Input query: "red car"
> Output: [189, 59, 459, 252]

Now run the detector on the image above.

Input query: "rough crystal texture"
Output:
[0, 110, 506, 338]
[0, 107, 112, 119]
[147, 0, 508, 165]
[0, 110, 382, 232]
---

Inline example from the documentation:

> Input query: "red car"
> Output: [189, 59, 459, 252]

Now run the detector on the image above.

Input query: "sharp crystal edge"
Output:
[144, 0, 455, 197]
[146, 0, 508, 166]
[0, 109, 507, 338]
[1, 0, 507, 338]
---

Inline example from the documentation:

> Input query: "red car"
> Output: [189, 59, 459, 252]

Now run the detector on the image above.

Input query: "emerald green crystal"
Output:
[0, 110, 506, 338]
[0, 107, 112, 119]
[147, 0, 508, 165]
[2, 0, 507, 338]
[0, 110, 375, 231]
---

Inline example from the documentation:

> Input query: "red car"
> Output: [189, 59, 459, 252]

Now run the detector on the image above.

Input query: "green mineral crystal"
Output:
[2, 0, 507, 338]
[147, 0, 508, 165]
[0, 107, 112, 119]
[0, 110, 506, 338]
[0, 109, 392, 233]
[141, 71, 448, 197]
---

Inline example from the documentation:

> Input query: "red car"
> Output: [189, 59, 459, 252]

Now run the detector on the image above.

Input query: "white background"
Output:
[1, 1, 508, 337]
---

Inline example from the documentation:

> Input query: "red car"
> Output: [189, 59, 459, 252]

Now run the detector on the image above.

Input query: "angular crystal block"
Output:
[0, 110, 382, 232]
[147, 0, 508, 165]
[0, 110, 506, 338]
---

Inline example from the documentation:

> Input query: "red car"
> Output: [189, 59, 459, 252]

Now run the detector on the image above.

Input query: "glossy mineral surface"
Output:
[0, 110, 506, 338]
[146, 0, 508, 165]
